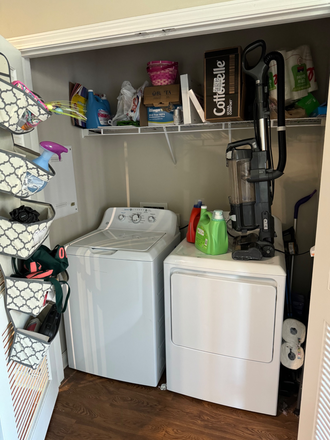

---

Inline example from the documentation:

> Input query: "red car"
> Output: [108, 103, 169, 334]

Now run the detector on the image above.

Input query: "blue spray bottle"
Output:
[25, 141, 68, 194]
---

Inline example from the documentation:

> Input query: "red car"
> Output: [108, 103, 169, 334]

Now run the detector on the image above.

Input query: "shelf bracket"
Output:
[163, 127, 177, 164]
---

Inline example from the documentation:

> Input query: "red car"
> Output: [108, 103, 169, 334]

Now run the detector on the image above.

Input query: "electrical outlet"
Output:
[140, 202, 168, 210]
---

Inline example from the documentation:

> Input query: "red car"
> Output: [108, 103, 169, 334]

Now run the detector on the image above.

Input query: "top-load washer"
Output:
[64, 207, 180, 386]
[164, 216, 286, 415]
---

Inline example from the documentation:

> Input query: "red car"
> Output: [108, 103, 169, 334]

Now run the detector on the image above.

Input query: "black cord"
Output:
[227, 230, 236, 238]
[268, 115, 275, 204]
[180, 225, 188, 231]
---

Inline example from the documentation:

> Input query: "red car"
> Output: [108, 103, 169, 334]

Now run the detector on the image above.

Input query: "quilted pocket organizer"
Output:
[0, 78, 51, 134]
[7, 302, 60, 370]
[0, 200, 55, 259]
[0, 144, 55, 198]
[9, 328, 50, 370]
[1, 263, 66, 369]
[5, 276, 54, 316]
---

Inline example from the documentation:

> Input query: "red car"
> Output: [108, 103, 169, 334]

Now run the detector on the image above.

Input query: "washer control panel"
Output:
[115, 208, 160, 225]
[99, 207, 177, 235]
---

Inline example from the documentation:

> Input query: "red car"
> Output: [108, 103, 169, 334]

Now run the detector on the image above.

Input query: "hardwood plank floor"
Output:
[46, 368, 299, 440]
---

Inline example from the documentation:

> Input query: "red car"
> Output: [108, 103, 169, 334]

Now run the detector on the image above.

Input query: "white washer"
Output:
[164, 217, 286, 415]
[64, 207, 180, 387]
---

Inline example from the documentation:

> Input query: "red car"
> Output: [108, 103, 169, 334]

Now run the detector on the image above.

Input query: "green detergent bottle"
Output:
[195, 206, 228, 255]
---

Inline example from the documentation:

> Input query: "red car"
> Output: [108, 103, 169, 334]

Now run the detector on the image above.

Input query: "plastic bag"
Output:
[269, 45, 318, 105]
[111, 81, 148, 126]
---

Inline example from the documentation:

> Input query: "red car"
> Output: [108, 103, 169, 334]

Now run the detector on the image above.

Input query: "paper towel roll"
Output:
[281, 342, 304, 370]
[282, 318, 306, 345]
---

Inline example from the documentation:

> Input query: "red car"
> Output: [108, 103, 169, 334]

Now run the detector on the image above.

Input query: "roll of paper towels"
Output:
[282, 318, 306, 345]
[281, 342, 304, 370]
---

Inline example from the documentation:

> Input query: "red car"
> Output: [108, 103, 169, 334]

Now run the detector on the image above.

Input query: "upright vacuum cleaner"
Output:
[226, 40, 287, 260]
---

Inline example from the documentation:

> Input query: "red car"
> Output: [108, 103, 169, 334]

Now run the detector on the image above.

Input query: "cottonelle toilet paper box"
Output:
[204, 46, 245, 122]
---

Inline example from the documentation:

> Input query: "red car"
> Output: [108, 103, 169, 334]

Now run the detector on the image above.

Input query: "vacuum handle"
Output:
[226, 138, 257, 155]
[242, 40, 267, 82]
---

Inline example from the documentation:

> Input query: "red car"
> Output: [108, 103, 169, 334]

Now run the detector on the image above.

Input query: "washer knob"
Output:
[148, 216, 156, 223]
[132, 214, 141, 223]
[118, 214, 125, 221]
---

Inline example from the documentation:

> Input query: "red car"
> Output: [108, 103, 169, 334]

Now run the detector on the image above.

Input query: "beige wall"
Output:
[30, 18, 329, 299]
[0, 0, 231, 39]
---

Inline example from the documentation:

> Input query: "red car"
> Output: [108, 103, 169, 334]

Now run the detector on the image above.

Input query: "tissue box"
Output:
[147, 105, 180, 126]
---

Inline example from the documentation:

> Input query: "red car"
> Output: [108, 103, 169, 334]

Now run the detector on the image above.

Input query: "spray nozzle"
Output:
[40, 141, 68, 161]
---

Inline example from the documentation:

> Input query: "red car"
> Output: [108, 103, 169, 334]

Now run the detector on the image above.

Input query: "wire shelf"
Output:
[82, 118, 325, 137]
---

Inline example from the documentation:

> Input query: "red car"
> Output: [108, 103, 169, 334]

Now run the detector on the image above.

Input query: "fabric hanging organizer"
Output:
[0, 143, 55, 198]
[0, 52, 51, 135]
[0, 78, 51, 134]
[2, 265, 68, 369]
[6, 301, 59, 370]
[0, 54, 67, 369]
[5, 275, 55, 316]
[0, 199, 55, 259]
[8, 327, 51, 370]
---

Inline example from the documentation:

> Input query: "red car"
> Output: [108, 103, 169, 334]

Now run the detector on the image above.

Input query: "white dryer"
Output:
[64, 207, 180, 387]
[164, 217, 286, 415]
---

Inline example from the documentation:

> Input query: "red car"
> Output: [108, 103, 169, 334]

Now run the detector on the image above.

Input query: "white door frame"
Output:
[297, 78, 330, 440]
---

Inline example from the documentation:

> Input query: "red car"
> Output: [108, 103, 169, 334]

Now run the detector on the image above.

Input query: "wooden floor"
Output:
[46, 368, 299, 440]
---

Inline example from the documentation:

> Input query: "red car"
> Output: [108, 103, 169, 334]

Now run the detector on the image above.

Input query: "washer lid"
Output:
[70, 229, 165, 252]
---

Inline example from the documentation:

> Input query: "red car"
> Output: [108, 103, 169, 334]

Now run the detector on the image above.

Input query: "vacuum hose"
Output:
[241, 41, 287, 183]
[264, 51, 287, 180]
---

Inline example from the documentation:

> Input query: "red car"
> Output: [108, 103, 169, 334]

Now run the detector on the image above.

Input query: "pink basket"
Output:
[146, 61, 178, 86]
[147, 60, 177, 67]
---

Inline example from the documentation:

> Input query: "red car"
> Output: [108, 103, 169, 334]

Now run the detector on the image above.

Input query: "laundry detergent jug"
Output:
[86, 90, 111, 128]
[186, 200, 202, 243]
[195, 207, 228, 255]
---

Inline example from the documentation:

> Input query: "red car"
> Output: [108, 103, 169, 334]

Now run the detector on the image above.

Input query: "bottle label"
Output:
[195, 227, 208, 251]
[98, 109, 110, 125]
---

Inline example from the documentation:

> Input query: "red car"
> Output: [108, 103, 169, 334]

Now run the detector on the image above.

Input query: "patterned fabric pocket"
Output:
[5, 276, 54, 316]
[0, 144, 55, 198]
[9, 329, 50, 369]
[0, 200, 55, 258]
[0, 78, 51, 134]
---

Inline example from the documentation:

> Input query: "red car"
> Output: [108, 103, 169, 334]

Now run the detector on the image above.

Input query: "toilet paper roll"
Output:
[281, 342, 304, 370]
[282, 318, 306, 345]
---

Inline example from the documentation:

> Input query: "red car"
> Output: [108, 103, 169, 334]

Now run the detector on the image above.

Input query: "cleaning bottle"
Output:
[86, 90, 111, 128]
[186, 200, 202, 243]
[195, 207, 228, 255]
[25, 141, 68, 194]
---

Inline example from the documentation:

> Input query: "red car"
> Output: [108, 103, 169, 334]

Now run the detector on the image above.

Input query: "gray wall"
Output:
[31, 18, 329, 302]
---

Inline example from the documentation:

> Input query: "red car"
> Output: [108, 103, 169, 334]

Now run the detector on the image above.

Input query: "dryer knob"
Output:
[118, 214, 125, 221]
[148, 216, 156, 223]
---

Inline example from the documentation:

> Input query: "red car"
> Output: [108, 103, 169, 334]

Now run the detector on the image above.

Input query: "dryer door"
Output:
[171, 272, 277, 363]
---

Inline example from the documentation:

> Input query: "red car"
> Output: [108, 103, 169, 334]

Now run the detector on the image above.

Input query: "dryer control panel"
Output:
[98, 207, 178, 236]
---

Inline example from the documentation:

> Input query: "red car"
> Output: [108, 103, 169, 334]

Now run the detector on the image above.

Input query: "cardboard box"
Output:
[143, 84, 181, 107]
[204, 47, 245, 122]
